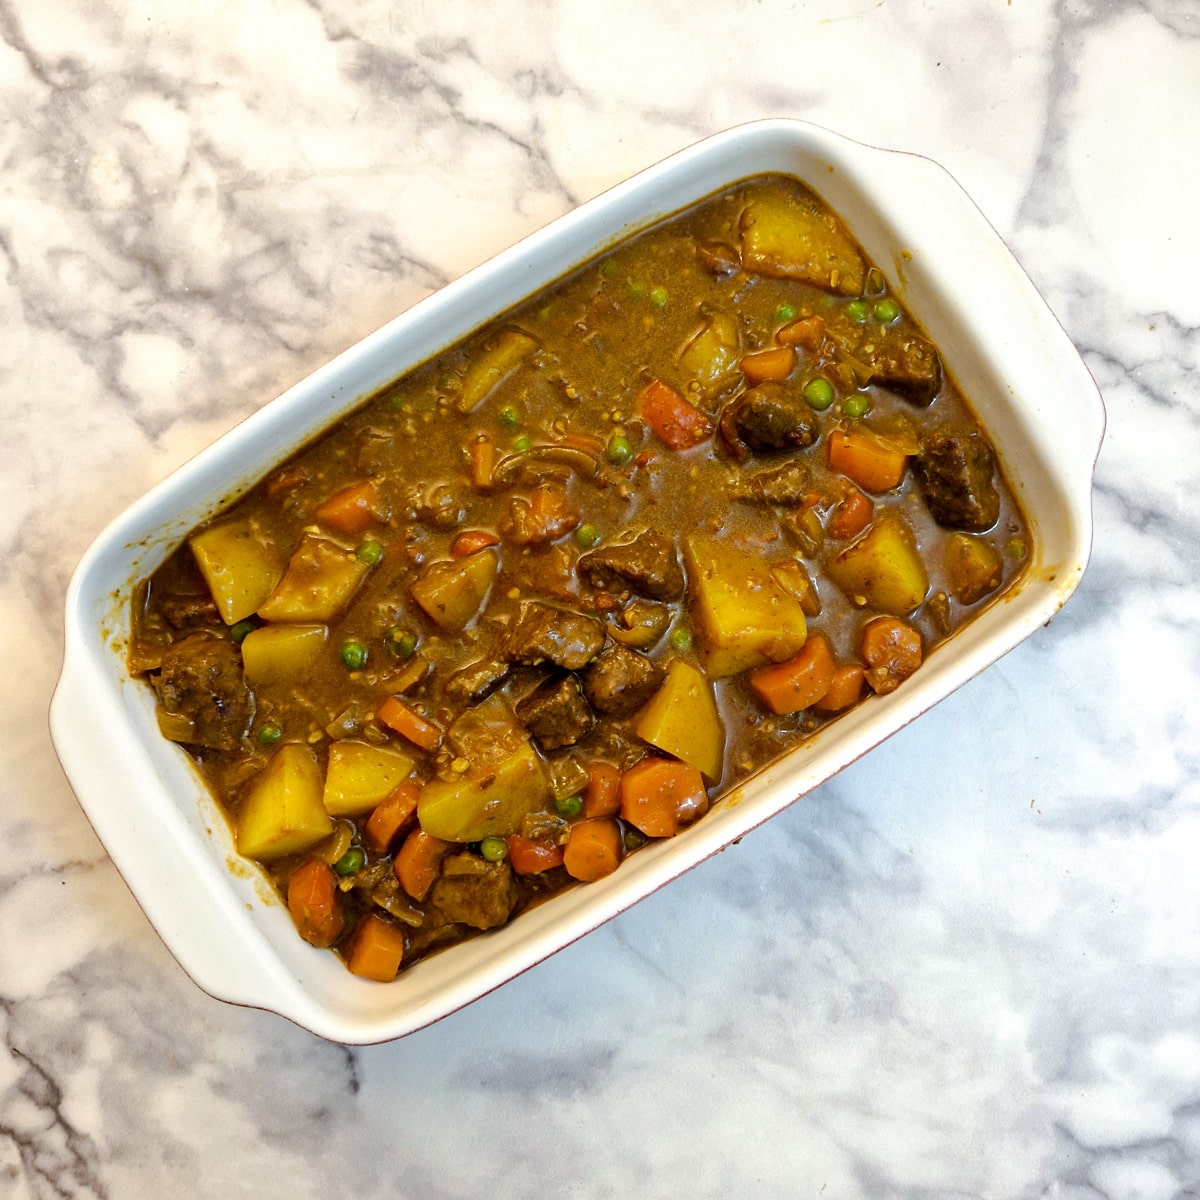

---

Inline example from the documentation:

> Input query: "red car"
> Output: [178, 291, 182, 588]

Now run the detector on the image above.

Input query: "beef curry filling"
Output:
[130, 174, 1029, 981]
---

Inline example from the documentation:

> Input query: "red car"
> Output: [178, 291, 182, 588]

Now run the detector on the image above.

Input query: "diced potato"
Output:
[738, 184, 865, 295]
[322, 741, 416, 817]
[235, 743, 332, 861]
[678, 310, 740, 395]
[190, 521, 282, 625]
[945, 533, 1003, 605]
[825, 512, 930, 615]
[456, 328, 539, 413]
[410, 549, 498, 632]
[634, 659, 724, 781]
[258, 533, 370, 623]
[682, 535, 808, 678]
[241, 624, 328, 686]
[418, 740, 550, 843]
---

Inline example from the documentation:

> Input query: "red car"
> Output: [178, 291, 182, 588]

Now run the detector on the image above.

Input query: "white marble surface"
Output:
[3, 0, 1199, 1195]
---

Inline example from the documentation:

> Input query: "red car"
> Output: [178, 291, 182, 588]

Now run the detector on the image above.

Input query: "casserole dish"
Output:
[50, 119, 1104, 1043]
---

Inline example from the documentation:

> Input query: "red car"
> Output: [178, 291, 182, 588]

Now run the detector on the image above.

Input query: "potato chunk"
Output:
[411, 549, 498, 632]
[825, 512, 930, 615]
[417, 740, 550, 843]
[678, 310, 740, 396]
[322, 741, 416, 817]
[456, 328, 539, 413]
[235, 743, 332, 861]
[634, 659, 724, 782]
[682, 535, 808, 678]
[739, 184, 865, 295]
[240, 624, 328, 686]
[945, 533, 1003, 605]
[190, 521, 282, 625]
[258, 533, 369, 623]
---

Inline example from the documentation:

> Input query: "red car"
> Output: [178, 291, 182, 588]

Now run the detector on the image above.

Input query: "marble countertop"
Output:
[4, 1, 1198, 1195]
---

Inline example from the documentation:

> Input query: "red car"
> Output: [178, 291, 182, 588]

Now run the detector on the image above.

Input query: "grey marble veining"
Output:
[4, 0, 1200, 1196]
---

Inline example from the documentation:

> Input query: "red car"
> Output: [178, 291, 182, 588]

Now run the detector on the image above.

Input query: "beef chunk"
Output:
[154, 632, 252, 750]
[504, 601, 606, 669]
[723, 383, 819, 455]
[517, 675, 593, 750]
[582, 643, 665, 717]
[159, 593, 221, 630]
[914, 427, 1001, 531]
[860, 329, 942, 405]
[430, 855, 519, 930]
[445, 656, 511, 705]
[730, 458, 811, 506]
[577, 531, 685, 602]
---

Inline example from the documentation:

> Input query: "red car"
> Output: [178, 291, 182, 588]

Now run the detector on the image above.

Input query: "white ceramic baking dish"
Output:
[50, 119, 1104, 1043]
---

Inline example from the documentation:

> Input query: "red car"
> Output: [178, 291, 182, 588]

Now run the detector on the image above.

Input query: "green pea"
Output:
[624, 828, 647, 851]
[1006, 537, 1027, 560]
[606, 434, 634, 465]
[538, 304, 552, 320]
[803, 377, 836, 411]
[873, 297, 900, 323]
[340, 640, 368, 670]
[356, 539, 384, 566]
[843, 394, 871, 419]
[627, 280, 646, 299]
[257, 723, 282, 745]
[384, 628, 417, 658]
[480, 836, 508, 863]
[575, 523, 601, 548]
[600, 258, 618, 278]
[847, 299, 871, 324]
[649, 286, 668, 308]
[555, 794, 584, 819]
[229, 619, 255, 645]
[499, 406, 520, 427]
[333, 847, 366, 877]
[512, 435, 533, 453]
[669, 626, 692, 652]
[774, 302, 797, 323]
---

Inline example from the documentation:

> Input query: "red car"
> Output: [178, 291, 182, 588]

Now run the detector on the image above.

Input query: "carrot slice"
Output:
[740, 345, 795, 384]
[637, 379, 713, 450]
[363, 780, 420, 854]
[827, 486, 873, 540]
[583, 760, 622, 818]
[860, 616, 923, 695]
[394, 828, 450, 900]
[451, 529, 500, 557]
[286, 858, 345, 948]
[563, 818, 622, 882]
[813, 664, 866, 713]
[775, 315, 825, 351]
[749, 634, 836, 715]
[619, 757, 709, 838]
[470, 435, 496, 491]
[346, 913, 406, 982]
[505, 834, 565, 875]
[827, 428, 908, 493]
[377, 696, 443, 752]
[315, 480, 382, 534]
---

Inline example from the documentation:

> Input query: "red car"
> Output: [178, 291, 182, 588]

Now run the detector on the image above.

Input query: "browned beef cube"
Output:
[914, 427, 1001, 531]
[445, 656, 511, 705]
[154, 632, 253, 750]
[430, 856, 519, 930]
[723, 383, 819, 455]
[582, 644, 665, 716]
[504, 601, 606, 669]
[578, 531, 685, 601]
[517, 675, 593, 750]
[862, 329, 942, 405]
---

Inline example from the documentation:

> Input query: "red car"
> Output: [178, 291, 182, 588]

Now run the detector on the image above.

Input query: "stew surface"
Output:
[131, 174, 1028, 981]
